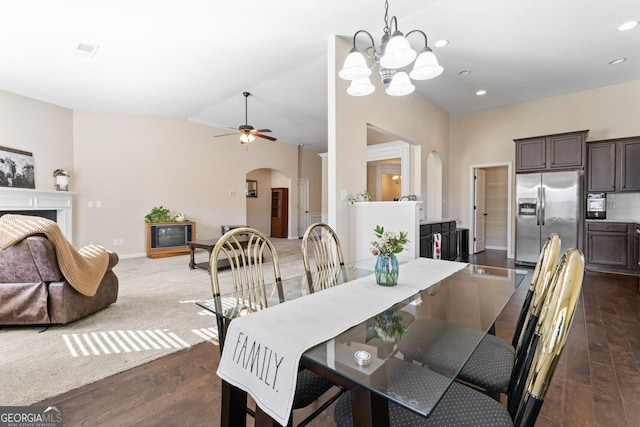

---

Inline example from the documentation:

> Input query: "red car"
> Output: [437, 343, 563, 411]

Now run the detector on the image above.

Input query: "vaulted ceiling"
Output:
[1, 0, 638, 151]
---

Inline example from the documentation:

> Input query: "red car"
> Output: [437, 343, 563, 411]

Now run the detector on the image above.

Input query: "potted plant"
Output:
[144, 206, 174, 223]
[348, 191, 373, 204]
[53, 169, 71, 191]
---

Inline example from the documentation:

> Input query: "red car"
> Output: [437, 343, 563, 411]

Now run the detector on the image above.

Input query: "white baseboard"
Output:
[118, 252, 147, 259]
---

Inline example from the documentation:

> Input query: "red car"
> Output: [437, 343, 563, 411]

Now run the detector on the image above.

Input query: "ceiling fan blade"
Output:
[252, 129, 272, 133]
[255, 133, 277, 141]
[213, 131, 239, 138]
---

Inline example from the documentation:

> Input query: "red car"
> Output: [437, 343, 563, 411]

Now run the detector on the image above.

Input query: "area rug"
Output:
[0, 238, 306, 406]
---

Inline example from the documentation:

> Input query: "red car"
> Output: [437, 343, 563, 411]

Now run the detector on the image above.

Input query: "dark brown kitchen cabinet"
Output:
[585, 221, 635, 274]
[586, 142, 616, 192]
[636, 224, 640, 273]
[419, 221, 457, 261]
[586, 137, 640, 192]
[515, 130, 588, 173]
[620, 140, 640, 191]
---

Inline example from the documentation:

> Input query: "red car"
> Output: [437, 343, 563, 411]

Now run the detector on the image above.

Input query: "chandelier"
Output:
[339, 0, 443, 97]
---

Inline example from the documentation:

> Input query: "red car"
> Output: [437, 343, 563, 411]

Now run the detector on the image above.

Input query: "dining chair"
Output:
[397, 233, 561, 401]
[454, 233, 562, 399]
[333, 248, 585, 427]
[301, 222, 347, 294]
[208, 227, 337, 427]
[209, 227, 284, 348]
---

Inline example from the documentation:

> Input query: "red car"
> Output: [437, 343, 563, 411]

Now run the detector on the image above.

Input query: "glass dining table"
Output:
[197, 259, 528, 427]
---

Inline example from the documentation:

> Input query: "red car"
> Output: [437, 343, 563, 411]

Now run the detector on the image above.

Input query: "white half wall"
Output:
[348, 201, 421, 262]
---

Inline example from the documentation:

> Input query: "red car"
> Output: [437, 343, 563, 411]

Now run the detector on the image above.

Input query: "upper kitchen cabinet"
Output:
[620, 139, 640, 191]
[587, 137, 640, 192]
[515, 130, 588, 173]
[587, 142, 616, 192]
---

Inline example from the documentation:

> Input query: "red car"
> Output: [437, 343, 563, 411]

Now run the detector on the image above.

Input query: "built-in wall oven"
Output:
[586, 192, 607, 219]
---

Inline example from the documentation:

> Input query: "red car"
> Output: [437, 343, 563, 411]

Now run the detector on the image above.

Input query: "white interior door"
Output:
[474, 169, 487, 253]
[297, 179, 310, 237]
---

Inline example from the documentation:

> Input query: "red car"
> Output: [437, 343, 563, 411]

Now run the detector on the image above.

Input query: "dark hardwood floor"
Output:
[39, 250, 640, 426]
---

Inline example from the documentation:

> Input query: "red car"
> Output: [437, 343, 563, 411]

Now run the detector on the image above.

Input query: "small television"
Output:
[146, 221, 196, 258]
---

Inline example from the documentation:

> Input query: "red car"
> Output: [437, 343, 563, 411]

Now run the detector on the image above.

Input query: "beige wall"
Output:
[298, 146, 322, 217]
[0, 89, 322, 256]
[246, 168, 272, 233]
[329, 36, 451, 260]
[0, 90, 73, 190]
[450, 79, 640, 254]
[72, 111, 307, 253]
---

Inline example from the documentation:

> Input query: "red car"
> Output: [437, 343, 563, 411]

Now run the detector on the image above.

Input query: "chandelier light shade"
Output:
[339, 48, 372, 80]
[380, 31, 417, 69]
[347, 77, 376, 96]
[339, 0, 443, 97]
[409, 47, 443, 80]
[386, 71, 415, 96]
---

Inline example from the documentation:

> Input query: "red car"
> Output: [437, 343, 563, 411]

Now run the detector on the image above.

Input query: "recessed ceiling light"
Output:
[609, 57, 627, 65]
[75, 43, 100, 59]
[434, 39, 449, 48]
[618, 21, 638, 31]
[458, 70, 471, 76]
[476, 90, 487, 96]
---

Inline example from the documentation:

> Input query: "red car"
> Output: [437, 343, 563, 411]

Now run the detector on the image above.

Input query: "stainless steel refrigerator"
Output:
[515, 170, 580, 265]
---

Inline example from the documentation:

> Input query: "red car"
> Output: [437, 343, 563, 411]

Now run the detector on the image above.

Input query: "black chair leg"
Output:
[296, 387, 345, 427]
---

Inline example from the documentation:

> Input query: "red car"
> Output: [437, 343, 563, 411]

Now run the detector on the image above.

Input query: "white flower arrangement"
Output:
[370, 225, 409, 256]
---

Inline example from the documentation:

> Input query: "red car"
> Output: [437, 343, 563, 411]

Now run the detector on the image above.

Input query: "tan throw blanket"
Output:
[0, 214, 109, 297]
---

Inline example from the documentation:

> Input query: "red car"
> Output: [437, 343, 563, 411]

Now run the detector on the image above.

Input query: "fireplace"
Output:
[0, 188, 73, 240]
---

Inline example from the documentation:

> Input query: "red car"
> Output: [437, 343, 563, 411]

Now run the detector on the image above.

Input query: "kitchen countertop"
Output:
[420, 219, 458, 225]
[586, 219, 640, 225]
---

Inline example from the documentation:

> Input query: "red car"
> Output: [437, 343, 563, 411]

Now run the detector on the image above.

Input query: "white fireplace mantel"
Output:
[0, 188, 73, 241]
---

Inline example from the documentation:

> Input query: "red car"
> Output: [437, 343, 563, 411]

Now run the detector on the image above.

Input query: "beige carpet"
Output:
[0, 238, 306, 406]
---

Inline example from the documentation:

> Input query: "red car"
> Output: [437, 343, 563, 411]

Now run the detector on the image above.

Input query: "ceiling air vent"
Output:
[75, 43, 99, 59]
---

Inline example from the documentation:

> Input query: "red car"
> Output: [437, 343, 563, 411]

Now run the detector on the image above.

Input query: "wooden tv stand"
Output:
[146, 221, 196, 258]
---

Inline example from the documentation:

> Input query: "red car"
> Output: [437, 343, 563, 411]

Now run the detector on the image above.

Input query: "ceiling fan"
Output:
[213, 92, 277, 144]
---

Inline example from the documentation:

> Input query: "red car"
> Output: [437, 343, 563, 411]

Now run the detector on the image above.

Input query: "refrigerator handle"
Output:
[536, 187, 541, 226]
[541, 187, 546, 226]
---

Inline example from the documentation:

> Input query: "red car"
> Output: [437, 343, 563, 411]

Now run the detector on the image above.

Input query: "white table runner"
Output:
[216, 258, 467, 425]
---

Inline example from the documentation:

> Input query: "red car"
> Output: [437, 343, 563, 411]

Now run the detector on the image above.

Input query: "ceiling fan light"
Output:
[380, 31, 416, 69]
[339, 48, 371, 80]
[239, 133, 255, 144]
[409, 48, 444, 80]
[347, 77, 376, 96]
[385, 71, 415, 96]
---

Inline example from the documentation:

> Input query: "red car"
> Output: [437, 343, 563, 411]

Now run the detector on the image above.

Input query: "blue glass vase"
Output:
[375, 254, 399, 286]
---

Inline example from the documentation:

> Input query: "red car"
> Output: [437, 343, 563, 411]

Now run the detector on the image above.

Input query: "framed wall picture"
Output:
[0, 146, 35, 189]
[246, 180, 258, 197]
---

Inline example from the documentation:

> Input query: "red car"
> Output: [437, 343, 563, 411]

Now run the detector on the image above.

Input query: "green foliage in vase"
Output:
[371, 225, 409, 256]
[372, 308, 406, 342]
[348, 191, 373, 204]
[52, 169, 71, 177]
